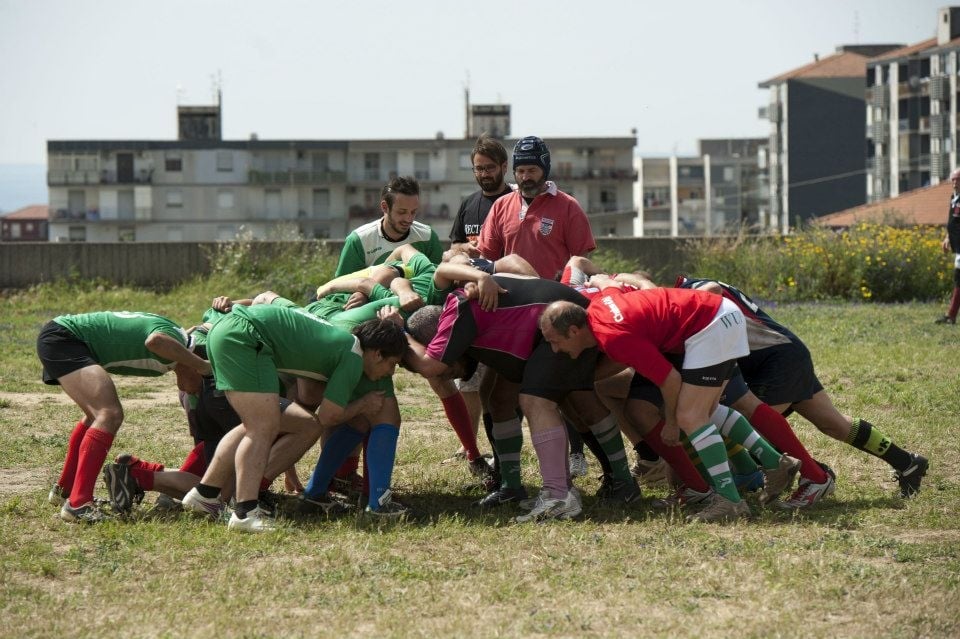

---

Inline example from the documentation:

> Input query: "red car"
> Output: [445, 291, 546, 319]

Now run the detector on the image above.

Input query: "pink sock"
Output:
[531, 426, 570, 499]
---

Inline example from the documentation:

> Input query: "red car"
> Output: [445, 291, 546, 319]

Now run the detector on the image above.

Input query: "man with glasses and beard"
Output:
[449, 134, 513, 258]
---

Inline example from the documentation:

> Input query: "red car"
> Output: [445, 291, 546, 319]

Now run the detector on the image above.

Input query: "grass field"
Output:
[0, 286, 958, 638]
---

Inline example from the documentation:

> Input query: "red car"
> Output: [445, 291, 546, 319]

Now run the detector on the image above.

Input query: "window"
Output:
[216, 151, 234, 172]
[414, 152, 430, 180]
[10, 224, 21, 239]
[165, 152, 182, 172]
[118, 227, 135, 242]
[217, 190, 235, 210]
[166, 190, 183, 208]
[68, 226, 86, 242]
[459, 152, 472, 170]
[364, 153, 380, 180]
[312, 189, 330, 219]
[723, 167, 735, 182]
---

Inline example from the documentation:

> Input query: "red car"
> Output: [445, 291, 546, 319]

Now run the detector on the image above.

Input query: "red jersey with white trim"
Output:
[586, 287, 722, 386]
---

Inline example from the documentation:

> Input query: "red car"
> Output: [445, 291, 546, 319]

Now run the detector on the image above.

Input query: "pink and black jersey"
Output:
[586, 287, 721, 386]
[426, 275, 588, 383]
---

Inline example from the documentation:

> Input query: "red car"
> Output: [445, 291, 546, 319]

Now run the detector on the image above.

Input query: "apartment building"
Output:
[636, 138, 766, 236]
[866, 7, 960, 201]
[46, 103, 636, 242]
[759, 44, 901, 232]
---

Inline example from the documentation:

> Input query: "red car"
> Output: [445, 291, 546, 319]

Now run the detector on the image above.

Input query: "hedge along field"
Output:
[681, 222, 950, 303]
[0, 233, 958, 639]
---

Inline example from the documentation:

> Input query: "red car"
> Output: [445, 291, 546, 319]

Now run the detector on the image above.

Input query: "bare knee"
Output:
[94, 405, 124, 433]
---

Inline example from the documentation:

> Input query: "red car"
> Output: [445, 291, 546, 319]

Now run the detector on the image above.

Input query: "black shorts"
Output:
[520, 343, 597, 404]
[36, 321, 97, 385]
[193, 376, 293, 456]
[736, 342, 823, 405]
[681, 360, 737, 387]
[626, 353, 684, 406]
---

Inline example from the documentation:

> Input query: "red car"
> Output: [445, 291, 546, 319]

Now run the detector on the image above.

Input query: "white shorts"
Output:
[953, 253, 960, 269]
[682, 298, 750, 370]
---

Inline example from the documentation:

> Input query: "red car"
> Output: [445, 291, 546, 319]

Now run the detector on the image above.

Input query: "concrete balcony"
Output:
[248, 169, 347, 186]
[48, 169, 154, 186]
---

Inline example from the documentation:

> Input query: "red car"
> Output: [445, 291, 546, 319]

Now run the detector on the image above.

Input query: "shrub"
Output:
[685, 222, 949, 303]
[203, 227, 338, 303]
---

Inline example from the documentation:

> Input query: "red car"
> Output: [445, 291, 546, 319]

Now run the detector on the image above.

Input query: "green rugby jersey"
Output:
[229, 303, 363, 407]
[53, 311, 187, 376]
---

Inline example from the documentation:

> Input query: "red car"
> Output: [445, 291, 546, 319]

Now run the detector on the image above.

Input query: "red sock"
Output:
[643, 421, 711, 493]
[178, 442, 207, 477]
[129, 466, 155, 491]
[57, 420, 89, 493]
[69, 428, 114, 507]
[949, 286, 960, 319]
[441, 393, 480, 461]
[334, 454, 360, 479]
[749, 403, 828, 483]
[361, 434, 370, 498]
[259, 477, 272, 491]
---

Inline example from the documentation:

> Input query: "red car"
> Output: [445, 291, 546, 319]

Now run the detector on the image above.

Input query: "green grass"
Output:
[0, 288, 958, 638]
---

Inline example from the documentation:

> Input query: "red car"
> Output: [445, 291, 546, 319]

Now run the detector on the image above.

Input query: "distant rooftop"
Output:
[2, 204, 49, 220]
[814, 182, 951, 227]
[759, 44, 902, 87]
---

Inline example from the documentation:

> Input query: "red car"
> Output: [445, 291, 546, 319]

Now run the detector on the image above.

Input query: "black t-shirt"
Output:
[948, 192, 960, 253]
[449, 186, 513, 243]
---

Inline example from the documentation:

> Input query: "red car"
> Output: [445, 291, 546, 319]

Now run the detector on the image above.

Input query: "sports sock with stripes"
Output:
[846, 418, 913, 471]
[492, 417, 524, 490]
[646, 421, 711, 492]
[689, 424, 740, 502]
[711, 405, 782, 470]
[586, 414, 630, 481]
[581, 429, 613, 476]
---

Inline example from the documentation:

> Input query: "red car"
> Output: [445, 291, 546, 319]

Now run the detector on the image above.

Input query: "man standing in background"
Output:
[936, 167, 960, 325]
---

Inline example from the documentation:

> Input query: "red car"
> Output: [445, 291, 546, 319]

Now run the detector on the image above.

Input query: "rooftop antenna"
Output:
[853, 10, 860, 43]
[464, 70, 471, 138]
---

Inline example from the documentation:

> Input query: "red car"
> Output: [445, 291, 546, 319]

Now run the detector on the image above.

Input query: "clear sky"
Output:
[0, 0, 945, 167]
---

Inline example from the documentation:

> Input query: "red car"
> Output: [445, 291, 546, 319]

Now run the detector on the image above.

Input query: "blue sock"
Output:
[303, 425, 364, 499]
[366, 423, 400, 510]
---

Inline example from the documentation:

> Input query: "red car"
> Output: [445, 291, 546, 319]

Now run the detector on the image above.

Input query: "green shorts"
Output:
[206, 313, 280, 393]
[351, 374, 395, 401]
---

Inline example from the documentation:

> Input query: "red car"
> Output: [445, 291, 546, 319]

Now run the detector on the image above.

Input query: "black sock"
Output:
[482, 412, 499, 475]
[581, 430, 613, 476]
[196, 483, 220, 499]
[634, 441, 660, 462]
[847, 418, 913, 471]
[234, 499, 259, 519]
[566, 419, 585, 455]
